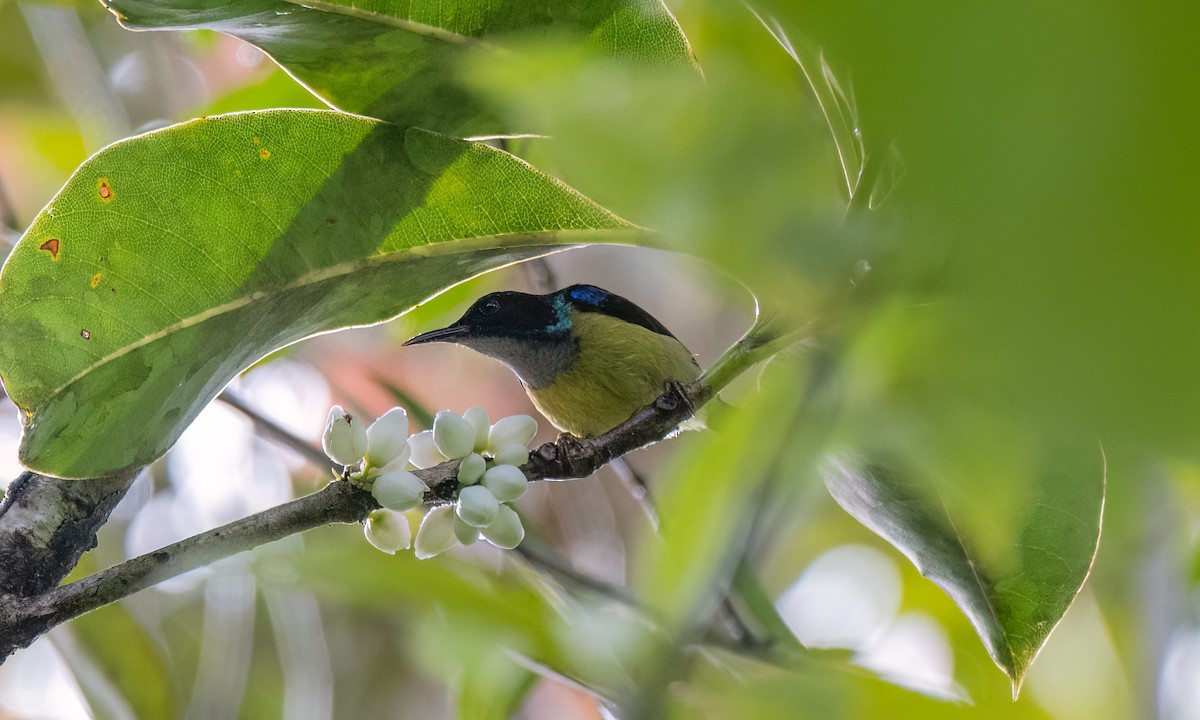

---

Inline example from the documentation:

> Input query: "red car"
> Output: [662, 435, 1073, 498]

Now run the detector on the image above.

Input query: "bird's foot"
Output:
[534, 432, 593, 478]
[656, 380, 696, 416]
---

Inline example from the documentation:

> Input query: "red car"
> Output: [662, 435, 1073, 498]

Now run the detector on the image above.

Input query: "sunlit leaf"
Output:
[822, 445, 1105, 695]
[0, 109, 635, 478]
[100, 0, 697, 133]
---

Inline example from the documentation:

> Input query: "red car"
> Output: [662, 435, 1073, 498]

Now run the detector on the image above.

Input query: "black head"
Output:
[403, 290, 563, 347]
[404, 284, 678, 389]
[404, 284, 677, 348]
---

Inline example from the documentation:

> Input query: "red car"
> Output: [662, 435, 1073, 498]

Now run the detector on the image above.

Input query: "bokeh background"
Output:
[1, 0, 1199, 718]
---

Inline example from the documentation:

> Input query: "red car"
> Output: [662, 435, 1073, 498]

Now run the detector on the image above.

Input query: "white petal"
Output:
[464, 406, 491, 452]
[365, 407, 409, 467]
[482, 464, 528, 503]
[456, 485, 500, 528]
[453, 513, 481, 545]
[414, 506, 458, 559]
[491, 443, 529, 468]
[487, 415, 538, 453]
[372, 468, 426, 511]
[457, 453, 486, 485]
[409, 430, 447, 469]
[434, 410, 476, 460]
[364, 509, 412, 554]
[481, 505, 525, 550]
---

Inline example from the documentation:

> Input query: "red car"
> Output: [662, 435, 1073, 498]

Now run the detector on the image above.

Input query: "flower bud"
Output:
[322, 405, 368, 466]
[482, 505, 525, 550]
[463, 406, 491, 453]
[371, 468, 426, 511]
[457, 453, 486, 485]
[482, 464, 528, 503]
[488, 415, 537, 453]
[364, 509, 411, 554]
[365, 407, 410, 467]
[491, 443, 529, 468]
[434, 410, 476, 460]
[453, 513, 480, 545]
[456, 485, 500, 528]
[414, 506, 457, 559]
[409, 430, 446, 469]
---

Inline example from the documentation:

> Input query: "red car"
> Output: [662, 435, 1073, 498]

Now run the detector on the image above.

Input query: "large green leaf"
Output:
[822, 444, 1105, 696]
[0, 109, 635, 478]
[100, 0, 696, 133]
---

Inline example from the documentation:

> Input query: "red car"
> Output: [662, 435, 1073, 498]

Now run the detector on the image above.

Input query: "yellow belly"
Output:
[527, 312, 700, 437]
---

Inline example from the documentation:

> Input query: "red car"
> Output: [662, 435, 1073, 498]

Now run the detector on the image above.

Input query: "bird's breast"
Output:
[527, 312, 699, 437]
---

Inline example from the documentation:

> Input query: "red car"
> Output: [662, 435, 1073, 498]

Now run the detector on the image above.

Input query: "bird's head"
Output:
[405, 284, 678, 389]
[404, 287, 577, 388]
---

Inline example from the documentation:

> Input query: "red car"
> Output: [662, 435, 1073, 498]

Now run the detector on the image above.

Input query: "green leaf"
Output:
[636, 357, 807, 627]
[822, 443, 1105, 696]
[101, 0, 696, 133]
[0, 109, 634, 478]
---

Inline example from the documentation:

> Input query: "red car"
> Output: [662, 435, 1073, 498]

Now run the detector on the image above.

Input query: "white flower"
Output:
[456, 485, 500, 528]
[434, 410, 476, 460]
[482, 464, 528, 503]
[491, 443, 529, 468]
[453, 513, 481, 545]
[371, 468, 426, 511]
[482, 505, 525, 550]
[364, 509, 411, 554]
[414, 506, 458, 559]
[488, 415, 538, 453]
[365, 407, 410, 468]
[463, 406, 491, 453]
[409, 430, 447, 469]
[457, 453, 486, 485]
[322, 405, 368, 466]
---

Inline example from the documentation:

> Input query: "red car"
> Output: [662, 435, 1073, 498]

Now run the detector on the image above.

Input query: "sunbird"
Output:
[404, 284, 701, 437]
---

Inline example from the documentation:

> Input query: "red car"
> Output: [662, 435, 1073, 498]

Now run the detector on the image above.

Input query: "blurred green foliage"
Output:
[2, 0, 1199, 718]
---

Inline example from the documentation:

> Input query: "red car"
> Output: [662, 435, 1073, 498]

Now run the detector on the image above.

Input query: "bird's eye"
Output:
[480, 298, 501, 316]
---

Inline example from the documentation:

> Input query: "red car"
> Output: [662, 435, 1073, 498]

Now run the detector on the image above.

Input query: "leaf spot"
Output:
[97, 178, 114, 202]
[80, 329, 91, 340]
[259, 148, 271, 160]
[90, 273, 102, 289]
[253, 136, 260, 145]
[39, 238, 60, 260]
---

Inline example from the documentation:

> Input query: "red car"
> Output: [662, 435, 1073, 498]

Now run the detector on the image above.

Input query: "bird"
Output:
[403, 284, 701, 438]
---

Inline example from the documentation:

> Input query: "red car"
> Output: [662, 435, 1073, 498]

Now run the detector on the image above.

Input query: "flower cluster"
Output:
[321, 405, 536, 558]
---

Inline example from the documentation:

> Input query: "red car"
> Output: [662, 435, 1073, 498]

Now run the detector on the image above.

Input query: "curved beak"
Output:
[403, 324, 469, 347]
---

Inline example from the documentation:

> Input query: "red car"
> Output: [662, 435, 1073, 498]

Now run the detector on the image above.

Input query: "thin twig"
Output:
[218, 390, 329, 468]
[0, 319, 801, 659]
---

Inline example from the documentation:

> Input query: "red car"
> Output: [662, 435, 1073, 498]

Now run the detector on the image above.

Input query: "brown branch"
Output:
[0, 470, 136, 598]
[0, 316, 793, 662]
[0, 380, 708, 660]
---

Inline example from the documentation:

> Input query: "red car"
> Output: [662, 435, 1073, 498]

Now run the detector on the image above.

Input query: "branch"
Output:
[0, 318, 796, 660]
[0, 470, 136, 597]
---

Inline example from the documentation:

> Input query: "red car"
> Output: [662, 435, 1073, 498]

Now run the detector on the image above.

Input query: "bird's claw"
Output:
[656, 380, 695, 416]
[551, 432, 591, 477]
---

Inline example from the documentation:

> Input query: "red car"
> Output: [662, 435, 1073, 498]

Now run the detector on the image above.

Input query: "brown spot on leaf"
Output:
[80, 329, 91, 340]
[97, 178, 113, 202]
[90, 273, 102, 289]
[259, 148, 271, 160]
[39, 238, 60, 260]
[253, 136, 260, 145]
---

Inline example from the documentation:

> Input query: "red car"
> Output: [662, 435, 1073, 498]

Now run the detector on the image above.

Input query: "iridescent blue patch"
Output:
[569, 285, 608, 307]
